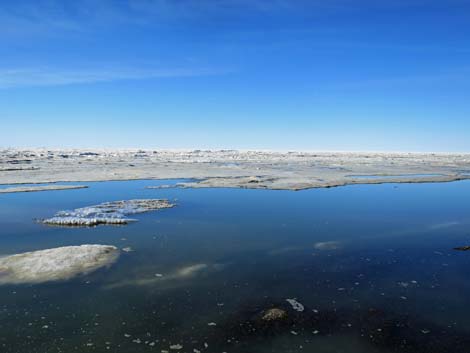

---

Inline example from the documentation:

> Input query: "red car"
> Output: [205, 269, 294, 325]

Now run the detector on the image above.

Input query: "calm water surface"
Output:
[1, 179, 470, 353]
[346, 174, 444, 179]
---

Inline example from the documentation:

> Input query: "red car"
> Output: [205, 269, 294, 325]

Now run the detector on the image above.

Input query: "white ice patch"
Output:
[286, 298, 305, 312]
[0, 245, 119, 284]
[41, 199, 175, 226]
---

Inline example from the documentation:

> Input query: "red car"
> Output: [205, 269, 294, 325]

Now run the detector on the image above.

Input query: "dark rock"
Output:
[454, 246, 470, 251]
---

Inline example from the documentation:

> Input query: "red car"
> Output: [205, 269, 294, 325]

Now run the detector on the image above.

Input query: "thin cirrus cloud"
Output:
[2, 0, 468, 39]
[0, 0, 295, 35]
[0, 67, 229, 88]
[0, 0, 424, 36]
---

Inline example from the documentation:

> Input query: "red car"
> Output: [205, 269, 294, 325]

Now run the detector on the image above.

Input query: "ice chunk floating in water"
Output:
[0, 245, 119, 284]
[286, 298, 305, 312]
[40, 199, 175, 226]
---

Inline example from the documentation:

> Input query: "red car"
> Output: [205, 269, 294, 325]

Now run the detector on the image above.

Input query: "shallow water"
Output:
[0, 181, 89, 189]
[1, 179, 470, 352]
[346, 173, 444, 179]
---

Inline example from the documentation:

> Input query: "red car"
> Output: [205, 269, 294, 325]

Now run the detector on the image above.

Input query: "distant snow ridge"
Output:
[41, 199, 175, 226]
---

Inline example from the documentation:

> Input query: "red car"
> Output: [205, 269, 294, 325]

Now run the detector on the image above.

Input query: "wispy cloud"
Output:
[4, 0, 449, 36]
[0, 0, 299, 35]
[0, 67, 229, 88]
[0, 0, 469, 38]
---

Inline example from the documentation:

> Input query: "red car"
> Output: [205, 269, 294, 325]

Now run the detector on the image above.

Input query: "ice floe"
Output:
[0, 245, 119, 284]
[40, 199, 175, 226]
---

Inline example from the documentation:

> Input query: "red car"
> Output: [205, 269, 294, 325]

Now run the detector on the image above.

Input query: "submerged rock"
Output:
[41, 199, 175, 227]
[104, 263, 226, 289]
[215, 299, 470, 353]
[0, 245, 119, 284]
[261, 308, 288, 321]
[314, 241, 341, 250]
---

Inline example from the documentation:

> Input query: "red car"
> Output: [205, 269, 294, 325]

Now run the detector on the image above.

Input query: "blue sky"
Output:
[1, 0, 470, 151]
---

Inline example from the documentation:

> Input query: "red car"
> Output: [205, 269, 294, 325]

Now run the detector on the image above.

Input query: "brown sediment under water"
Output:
[1, 179, 470, 352]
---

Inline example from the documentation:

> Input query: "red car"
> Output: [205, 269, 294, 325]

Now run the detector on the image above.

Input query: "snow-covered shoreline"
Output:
[1, 149, 470, 191]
